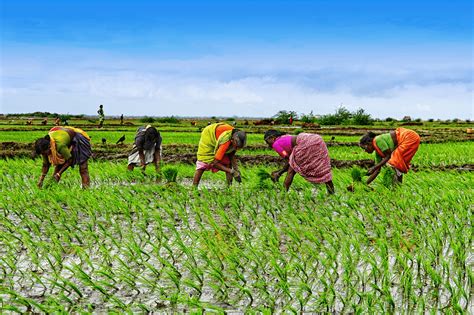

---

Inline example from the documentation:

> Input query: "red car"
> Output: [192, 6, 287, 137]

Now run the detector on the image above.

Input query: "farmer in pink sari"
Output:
[264, 130, 334, 194]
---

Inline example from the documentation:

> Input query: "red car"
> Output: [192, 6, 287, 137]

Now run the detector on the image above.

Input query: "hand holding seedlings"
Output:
[37, 176, 45, 188]
[271, 170, 281, 182]
[366, 166, 377, 176]
[231, 169, 241, 182]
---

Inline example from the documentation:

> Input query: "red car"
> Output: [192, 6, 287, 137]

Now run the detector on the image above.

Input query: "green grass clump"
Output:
[381, 167, 396, 188]
[162, 167, 178, 183]
[351, 167, 363, 182]
[256, 168, 271, 181]
[255, 168, 272, 189]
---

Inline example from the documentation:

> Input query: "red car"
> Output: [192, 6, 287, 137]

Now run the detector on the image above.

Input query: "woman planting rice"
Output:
[127, 125, 162, 173]
[193, 122, 246, 187]
[359, 128, 420, 185]
[34, 126, 92, 188]
[264, 130, 334, 194]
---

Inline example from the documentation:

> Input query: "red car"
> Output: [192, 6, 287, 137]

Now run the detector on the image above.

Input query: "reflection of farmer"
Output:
[34, 126, 92, 188]
[193, 123, 246, 187]
[127, 125, 162, 173]
[359, 128, 420, 185]
[264, 130, 334, 193]
[97, 104, 105, 128]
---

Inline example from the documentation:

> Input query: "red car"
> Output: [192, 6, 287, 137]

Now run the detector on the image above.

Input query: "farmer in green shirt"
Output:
[360, 128, 420, 185]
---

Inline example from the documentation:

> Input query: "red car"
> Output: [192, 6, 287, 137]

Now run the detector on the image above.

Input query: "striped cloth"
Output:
[289, 133, 332, 183]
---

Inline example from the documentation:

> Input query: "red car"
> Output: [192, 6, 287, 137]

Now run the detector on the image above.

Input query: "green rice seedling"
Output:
[257, 168, 271, 180]
[162, 166, 178, 183]
[380, 167, 396, 188]
[351, 167, 363, 182]
[1, 156, 472, 312]
[254, 168, 273, 189]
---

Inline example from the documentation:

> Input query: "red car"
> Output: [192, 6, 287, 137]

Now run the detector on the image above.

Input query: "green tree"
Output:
[300, 110, 317, 123]
[273, 110, 298, 124]
[352, 108, 373, 125]
[318, 106, 351, 125]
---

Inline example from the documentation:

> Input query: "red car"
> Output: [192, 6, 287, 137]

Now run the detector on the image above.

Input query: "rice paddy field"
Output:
[0, 117, 473, 313]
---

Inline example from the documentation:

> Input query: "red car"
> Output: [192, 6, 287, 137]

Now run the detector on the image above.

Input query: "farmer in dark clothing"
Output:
[127, 125, 162, 173]
[34, 126, 92, 188]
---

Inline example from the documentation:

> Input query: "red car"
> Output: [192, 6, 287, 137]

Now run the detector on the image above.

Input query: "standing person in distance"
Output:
[127, 125, 162, 174]
[359, 128, 420, 185]
[34, 126, 92, 188]
[264, 130, 334, 194]
[193, 122, 246, 187]
[97, 104, 105, 128]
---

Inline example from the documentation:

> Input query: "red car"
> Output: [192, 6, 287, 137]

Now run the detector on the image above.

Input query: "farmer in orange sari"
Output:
[359, 128, 420, 185]
[34, 126, 92, 188]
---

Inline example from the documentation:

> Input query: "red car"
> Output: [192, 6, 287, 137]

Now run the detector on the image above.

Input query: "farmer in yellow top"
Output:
[34, 126, 92, 188]
[359, 128, 420, 185]
[193, 122, 247, 187]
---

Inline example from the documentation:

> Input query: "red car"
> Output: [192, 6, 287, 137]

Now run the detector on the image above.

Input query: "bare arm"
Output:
[211, 160, 233, 174]
[229, 152, 242, 182]
[38, 159, 51, 188]
[366, 168, 381, 185]
[211, 149, 237, 175]
[138, 148, 146, 171]
[272, 160, 289, 182]
[154, 147, 161, 172]
[367, 149, 392, 175]
[230, 152, 238, 172]
[54, 158, 73, 181]
[284, 166, 297, 191]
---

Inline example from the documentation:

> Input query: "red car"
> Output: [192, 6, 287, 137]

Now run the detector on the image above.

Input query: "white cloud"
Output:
[1, 44, 472, 119]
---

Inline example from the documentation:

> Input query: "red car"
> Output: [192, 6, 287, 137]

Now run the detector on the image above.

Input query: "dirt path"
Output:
[2, 142, 472, 171]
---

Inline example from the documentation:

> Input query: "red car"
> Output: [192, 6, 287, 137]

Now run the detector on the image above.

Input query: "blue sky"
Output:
[1, 0, 473, 118]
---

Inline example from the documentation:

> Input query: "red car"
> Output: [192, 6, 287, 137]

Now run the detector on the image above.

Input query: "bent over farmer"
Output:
[359, 128, 420, 185]
[264, 130, 334, 194]
[127, 125, 162, 173]
[34, 126, 92, 188]
[193, 122, 246, 187]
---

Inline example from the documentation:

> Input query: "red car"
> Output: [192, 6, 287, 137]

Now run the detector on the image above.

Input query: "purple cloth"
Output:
[272, 135, 293, 158]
